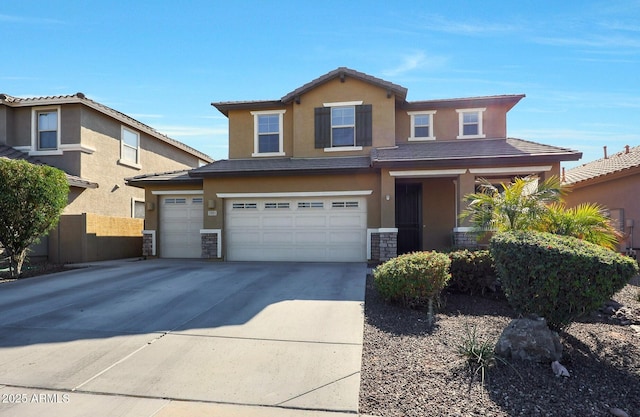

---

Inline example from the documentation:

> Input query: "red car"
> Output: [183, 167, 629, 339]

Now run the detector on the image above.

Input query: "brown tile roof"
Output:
[371, 138, 581, 166]
[281, 67, 408, 103]
[403, 94, 525, 111]
[125, 169, 202, 188]
[0, 93, 213, 163]
[212, 68, 410, 116]
[190, 156, 372, 177]
[564, 145, 640, 184]
[0, 145, 98, 189]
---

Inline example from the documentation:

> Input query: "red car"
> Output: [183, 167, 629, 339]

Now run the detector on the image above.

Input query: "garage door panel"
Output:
[226, 197, 366, 262]
[263, 231, 294, 243]
[263, 216, 294, 227]
[160, 195, 203, 258]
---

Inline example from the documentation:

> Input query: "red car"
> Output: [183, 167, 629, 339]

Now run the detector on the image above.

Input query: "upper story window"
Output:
[251, 110, 285, 157]
[408, 111, 436, 141]
[314, 101, 372, 152]
[456, 108, 486, 139]
[120, 126, 141, 169]
[31, 107, 62, 155]
[331, 106, 356, 147]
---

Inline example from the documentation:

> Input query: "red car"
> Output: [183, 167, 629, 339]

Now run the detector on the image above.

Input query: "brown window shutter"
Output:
[314, 107, 331, 148]
[355, 104, 372, 147]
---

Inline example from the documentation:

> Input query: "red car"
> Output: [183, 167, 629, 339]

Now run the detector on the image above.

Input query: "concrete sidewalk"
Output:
[0, 260, 368, 416]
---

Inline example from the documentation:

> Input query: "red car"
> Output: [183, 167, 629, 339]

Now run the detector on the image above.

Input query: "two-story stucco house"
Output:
[128, 67, 581, 262]
[0, 92, 212, 263]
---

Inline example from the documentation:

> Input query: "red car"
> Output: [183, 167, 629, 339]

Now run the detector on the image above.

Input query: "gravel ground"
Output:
[359, 274, 640, 417]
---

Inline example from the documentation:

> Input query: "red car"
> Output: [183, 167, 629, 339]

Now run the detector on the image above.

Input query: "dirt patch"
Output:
[359, 275, 640, 416]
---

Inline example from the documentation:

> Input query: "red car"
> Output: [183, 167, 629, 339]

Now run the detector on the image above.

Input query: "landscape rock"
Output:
[609, 407, 629, 417]
[551, 360, 570, 377]
[495, 317, 563, 362]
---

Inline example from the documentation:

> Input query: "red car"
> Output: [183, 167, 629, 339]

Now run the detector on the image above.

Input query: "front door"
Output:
[395, 183, 422, 254]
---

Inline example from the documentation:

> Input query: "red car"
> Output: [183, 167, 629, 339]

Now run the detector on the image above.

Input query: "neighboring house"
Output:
[0, 93, 212, 263]
[128, 67, 581, 263]
[564, 145, 640, 255]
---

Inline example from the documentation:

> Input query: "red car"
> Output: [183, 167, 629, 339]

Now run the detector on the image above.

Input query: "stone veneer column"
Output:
[370, 229, 398, 263]
[201, 229, 221, 259]
[142, 230, 156, 257]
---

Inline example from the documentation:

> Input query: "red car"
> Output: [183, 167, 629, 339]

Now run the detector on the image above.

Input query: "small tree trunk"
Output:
[8, 249, 26, 278]
[427, 297, 434, 327]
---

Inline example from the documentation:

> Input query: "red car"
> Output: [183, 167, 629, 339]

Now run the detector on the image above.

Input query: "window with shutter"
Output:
[315, 102, 372, 150]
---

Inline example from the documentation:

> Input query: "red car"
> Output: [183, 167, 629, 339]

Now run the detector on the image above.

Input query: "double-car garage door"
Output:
[159, 194, 367, 261]
[226, 197, 367, 262]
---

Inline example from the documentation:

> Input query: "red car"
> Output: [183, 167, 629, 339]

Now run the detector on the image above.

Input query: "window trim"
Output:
[119, 126, 141, 169]
[456, 108, 486, 139]
[31, 106, 62, 155]
[407, 110, 436, 141]
[251, 109, 286, 157]
[132, 198, 145, 219]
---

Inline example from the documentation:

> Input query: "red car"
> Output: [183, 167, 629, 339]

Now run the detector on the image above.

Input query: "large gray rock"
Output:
[495, 317, 563, 362]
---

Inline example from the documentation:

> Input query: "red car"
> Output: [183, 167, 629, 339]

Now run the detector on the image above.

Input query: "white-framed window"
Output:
[251, 110, 285, 157]
[456, 108, 486, 139]
[298, 201, 324, 209]
[332, 201, 359, 208]
[232, 202, 258, 210]
[31, 106, 62, 154]
[264, 202, 290, 209]
[408, 111, 436, 141]
[132, 198, 145, 219]
[120, 126, 141, 168]
[331, 106, 356, 147]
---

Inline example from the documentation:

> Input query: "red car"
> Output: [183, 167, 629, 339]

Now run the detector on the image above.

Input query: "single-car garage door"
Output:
[226, 197, 366, 262]
[160, 195, 203, 258]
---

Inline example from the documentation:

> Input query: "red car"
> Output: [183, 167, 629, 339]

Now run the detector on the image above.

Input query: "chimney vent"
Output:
[603, 146, 608, 159]
[625, 145, 630, 154]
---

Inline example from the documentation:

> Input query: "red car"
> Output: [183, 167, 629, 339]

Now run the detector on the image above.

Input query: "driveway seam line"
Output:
[275, 370, 361, 407]
[165, 332, 362, 346]
[71, 332, 169, 391]
[0, 383, 358, 415]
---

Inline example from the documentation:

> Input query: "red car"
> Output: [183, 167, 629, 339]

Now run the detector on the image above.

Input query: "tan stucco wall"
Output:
[564, 171, 640, 251]
[202, 172, 380, 228]
[395, 103, 510, 143]
[226, 77, 397, 159]
[48, 213, 143, 263]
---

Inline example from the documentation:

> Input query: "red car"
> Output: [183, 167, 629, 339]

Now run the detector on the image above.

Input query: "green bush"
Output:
[374, 251, 451, 310]
[490, 231, 639, 331]
[447, 249, 497, 295]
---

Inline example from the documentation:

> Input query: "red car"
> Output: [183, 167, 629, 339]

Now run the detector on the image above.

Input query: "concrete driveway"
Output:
[0, 260, 366, 417]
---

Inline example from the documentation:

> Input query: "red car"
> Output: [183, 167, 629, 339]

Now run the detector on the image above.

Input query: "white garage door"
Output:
[160, 195, 203, 258]
[226, 197, 367, 262]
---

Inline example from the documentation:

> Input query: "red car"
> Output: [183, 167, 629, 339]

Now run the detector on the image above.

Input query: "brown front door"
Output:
[395, 183, 422, 254]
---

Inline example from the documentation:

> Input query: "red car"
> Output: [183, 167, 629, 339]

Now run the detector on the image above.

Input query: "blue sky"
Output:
[2, 1, 639, 169]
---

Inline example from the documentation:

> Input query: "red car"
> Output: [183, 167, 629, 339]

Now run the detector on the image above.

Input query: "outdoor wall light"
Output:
[208, 199, 216, 209]
[146, 202, 155, 211]
[385, 194, 391, 201]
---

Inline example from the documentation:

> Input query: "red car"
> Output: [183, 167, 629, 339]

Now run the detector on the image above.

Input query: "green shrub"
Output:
[490, 231, 639, 331]
[447, 249, 497, 294]
[374, 251, 451, 325]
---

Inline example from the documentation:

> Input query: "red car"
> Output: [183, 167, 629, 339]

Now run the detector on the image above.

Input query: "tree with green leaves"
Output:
[460, 175, 620, 249]
[0, 159, 69, 277]
[460, 175, 567, 233]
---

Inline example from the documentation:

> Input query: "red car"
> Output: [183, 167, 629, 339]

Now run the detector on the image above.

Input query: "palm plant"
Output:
[460, 175, 620, 250]
[537, 202, 621, 250]
[460, 175, 567, 234]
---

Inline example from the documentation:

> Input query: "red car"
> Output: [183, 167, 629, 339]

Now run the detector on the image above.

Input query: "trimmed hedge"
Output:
[490, 231, 638, 331]
[374, 251, 451, 309]
[447, 249, 497, 295]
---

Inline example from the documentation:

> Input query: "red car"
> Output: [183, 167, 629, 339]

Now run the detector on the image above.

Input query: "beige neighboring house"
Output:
[128, 67, 581, 263]
[0, 93, 212, 263]
[564, 145, 640, 255]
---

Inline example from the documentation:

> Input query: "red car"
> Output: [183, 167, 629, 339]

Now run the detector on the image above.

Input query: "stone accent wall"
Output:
[201, 232, 219, 259]
[452, 229, 488, 249]
[371, 231, 397, 263]
[142, 232, 154, 257]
